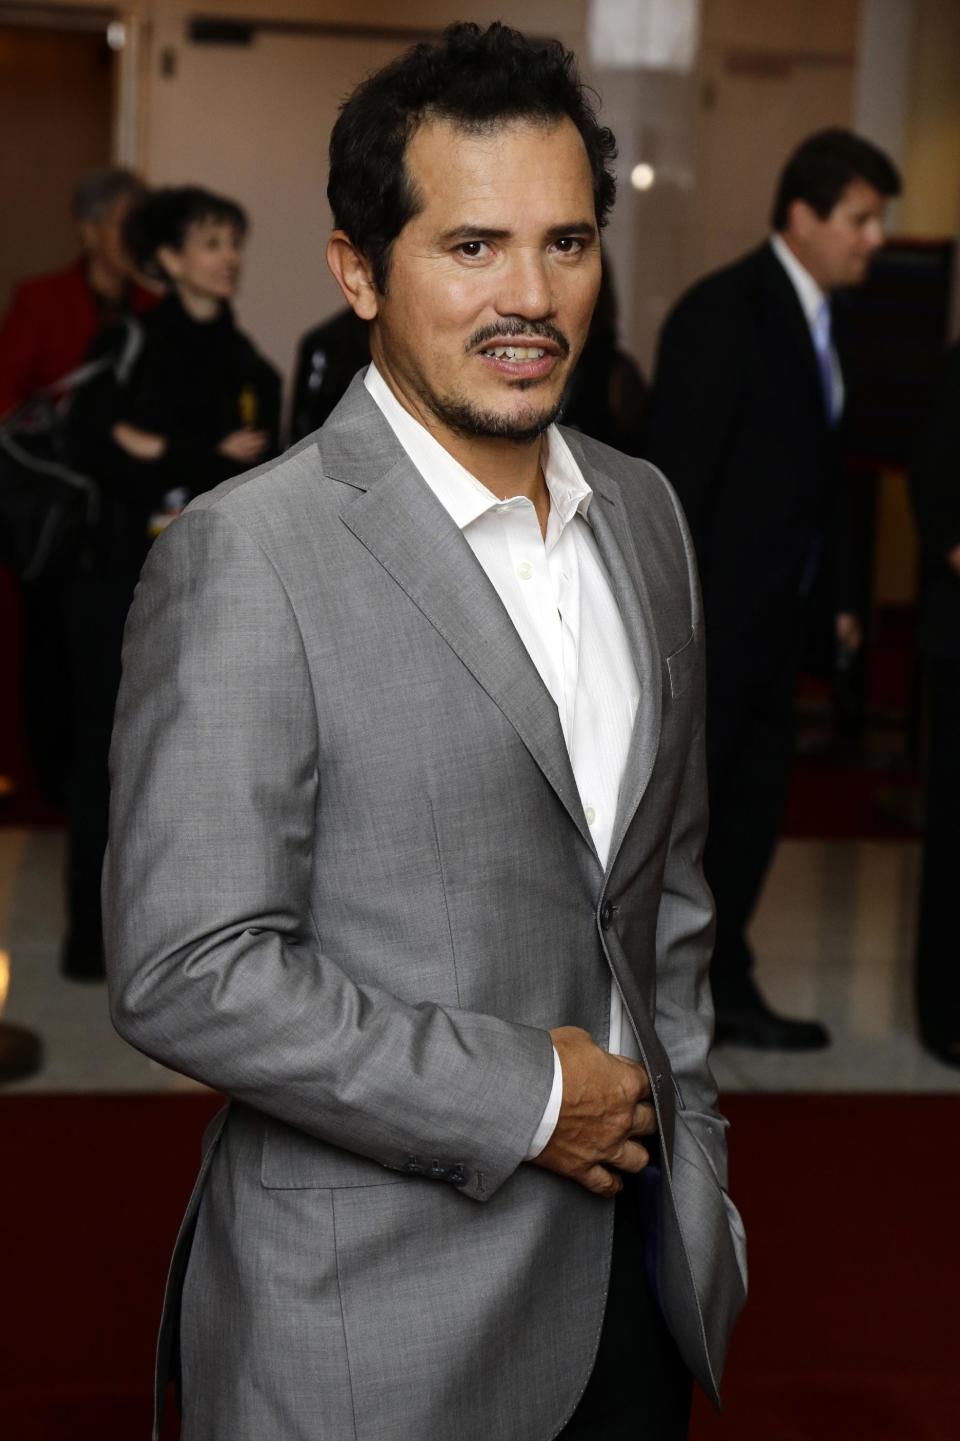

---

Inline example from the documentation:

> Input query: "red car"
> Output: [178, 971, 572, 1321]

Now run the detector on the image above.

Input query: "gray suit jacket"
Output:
[104, 374, 746, 1441]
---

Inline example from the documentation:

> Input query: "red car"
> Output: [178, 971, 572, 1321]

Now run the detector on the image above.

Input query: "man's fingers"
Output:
[581, 1164, 622, 1197]
[578, 1141, 649, 1194]
[613, 1055, 652, 1101]
[609, 1140, 649, 1174]
[630, 1101, 657, 1137]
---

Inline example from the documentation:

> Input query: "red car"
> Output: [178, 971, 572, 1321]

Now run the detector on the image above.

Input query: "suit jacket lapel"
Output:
[569, 450, 664, 876]
[324, 379, 595, 855]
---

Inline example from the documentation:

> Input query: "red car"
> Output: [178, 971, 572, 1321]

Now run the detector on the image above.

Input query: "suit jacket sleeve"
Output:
[652, 480, 738, 1179]
[103, 504, 555, 1202]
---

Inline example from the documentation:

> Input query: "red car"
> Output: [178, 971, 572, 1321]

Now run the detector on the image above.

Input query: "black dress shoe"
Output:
[715, 987, 831, 1051]
[920, 1035, 960, 1069]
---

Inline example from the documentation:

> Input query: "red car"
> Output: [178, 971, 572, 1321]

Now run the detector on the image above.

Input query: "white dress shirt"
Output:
[770, 232, 844, 418]
[364, 364, 642, 1156]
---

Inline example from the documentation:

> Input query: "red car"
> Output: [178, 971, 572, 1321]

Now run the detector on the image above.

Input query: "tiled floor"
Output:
[1, 826, 957, 1095]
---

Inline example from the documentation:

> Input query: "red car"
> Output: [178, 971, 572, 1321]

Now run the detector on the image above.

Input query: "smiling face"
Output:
[158, 218, 244, 306]
[785, 178, 889, 290]
[347, 115, 602, 449]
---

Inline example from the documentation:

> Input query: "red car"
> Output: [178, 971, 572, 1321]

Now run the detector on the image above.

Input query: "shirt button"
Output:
[516, 561, 533, 580]
[585, 806, 596, 825]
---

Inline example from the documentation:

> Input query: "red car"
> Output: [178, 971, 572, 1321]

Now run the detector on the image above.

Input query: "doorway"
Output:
[0, 13, 118, 311]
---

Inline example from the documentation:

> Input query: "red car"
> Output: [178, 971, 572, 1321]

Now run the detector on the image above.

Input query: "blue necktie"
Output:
[811, 298, 838, 426]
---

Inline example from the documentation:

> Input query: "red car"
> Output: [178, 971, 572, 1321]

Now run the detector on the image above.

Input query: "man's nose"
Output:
[493, 251, 555, 319]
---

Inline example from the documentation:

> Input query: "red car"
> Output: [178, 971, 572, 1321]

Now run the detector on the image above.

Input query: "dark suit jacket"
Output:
[644, 243, 853, 682]
[289, 307, 371, 443]
[910, 341, 960, 660]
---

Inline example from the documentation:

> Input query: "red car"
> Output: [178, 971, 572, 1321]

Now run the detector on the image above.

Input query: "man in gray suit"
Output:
[105, 22, 745, 1441]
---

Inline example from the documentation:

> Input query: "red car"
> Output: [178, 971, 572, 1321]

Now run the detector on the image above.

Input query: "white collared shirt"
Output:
[364, 363, 641, 1154]
[770, 233, 845, 418]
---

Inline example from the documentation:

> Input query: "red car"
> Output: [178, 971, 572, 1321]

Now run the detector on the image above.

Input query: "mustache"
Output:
[466, 319, 570, 358]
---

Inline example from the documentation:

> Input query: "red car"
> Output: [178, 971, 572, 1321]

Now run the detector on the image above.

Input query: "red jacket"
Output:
[0, 259, 157, 419]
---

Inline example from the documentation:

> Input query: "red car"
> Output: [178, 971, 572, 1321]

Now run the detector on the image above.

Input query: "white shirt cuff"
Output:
[525, 1045, 563, 1159]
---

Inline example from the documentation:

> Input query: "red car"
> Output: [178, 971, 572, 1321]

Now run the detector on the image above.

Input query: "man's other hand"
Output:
[530, 1026, 657, 1197]
[835, 611, 863, 652]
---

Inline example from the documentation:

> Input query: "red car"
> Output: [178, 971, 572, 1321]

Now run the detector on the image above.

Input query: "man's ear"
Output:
[327, 231, 379, 320]
[786, 198, 819, 244]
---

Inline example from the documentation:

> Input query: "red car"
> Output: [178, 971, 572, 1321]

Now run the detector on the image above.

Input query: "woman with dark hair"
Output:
[61, 186, 280, 979]
[69, 185, 280, 569]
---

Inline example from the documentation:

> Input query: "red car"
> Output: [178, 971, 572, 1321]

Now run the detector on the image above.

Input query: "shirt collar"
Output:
[364, 362, 593, 532]
[770, 233, 828, 328]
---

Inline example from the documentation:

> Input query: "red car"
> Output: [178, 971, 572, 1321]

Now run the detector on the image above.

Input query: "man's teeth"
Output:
[483, 345, 546, 360]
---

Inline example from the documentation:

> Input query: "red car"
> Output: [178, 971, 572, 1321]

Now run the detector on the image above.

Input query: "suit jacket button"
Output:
[448, 1165, 466, 1186]
[599, 901, 614, 930]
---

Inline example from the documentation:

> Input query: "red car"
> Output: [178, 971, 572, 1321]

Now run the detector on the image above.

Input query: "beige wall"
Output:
[900, 0, 960, 237]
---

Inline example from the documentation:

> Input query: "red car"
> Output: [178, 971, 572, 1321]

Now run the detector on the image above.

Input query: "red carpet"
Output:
[1, 1092, 957, 1439]
[781, 756, 922, 840]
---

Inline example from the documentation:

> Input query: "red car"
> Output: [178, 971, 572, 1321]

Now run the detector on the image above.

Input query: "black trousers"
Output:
[703, 657, 798, 1004]
[62, 567, 134, 951]
[916, 657, 960, 1043]
[559, 1182, 692, 1440]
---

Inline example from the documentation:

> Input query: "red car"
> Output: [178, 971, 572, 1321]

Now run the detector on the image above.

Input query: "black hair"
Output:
[71, 167, 146, 222]
[771, 129, 901, 231]
[125, 186, 249, 279]
[327, 21, 617, 292]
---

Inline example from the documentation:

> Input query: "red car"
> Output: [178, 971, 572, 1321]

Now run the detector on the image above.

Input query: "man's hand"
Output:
[835, 611, 863, 652]
[530, 1026, 657, 1197]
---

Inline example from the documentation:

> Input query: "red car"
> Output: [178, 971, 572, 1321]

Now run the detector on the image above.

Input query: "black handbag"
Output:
[0, 320, 143, 582]
[0, 395, 96, 581]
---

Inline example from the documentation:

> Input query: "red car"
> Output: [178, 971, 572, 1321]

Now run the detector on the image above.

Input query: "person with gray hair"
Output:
[0, 166, 155, 417]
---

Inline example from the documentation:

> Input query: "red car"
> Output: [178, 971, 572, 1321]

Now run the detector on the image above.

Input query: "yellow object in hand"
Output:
[239, 385, 258, 427]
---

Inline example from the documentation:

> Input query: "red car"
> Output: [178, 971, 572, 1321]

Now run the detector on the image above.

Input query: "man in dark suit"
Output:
[644, 130, 901, 1049]
[288, 306, 371, 443]
[909, 346, 960, 1067]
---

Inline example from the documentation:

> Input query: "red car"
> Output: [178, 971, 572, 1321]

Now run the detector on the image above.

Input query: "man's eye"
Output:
[553, 237, 584, 255]
[457, 241, 489, 259]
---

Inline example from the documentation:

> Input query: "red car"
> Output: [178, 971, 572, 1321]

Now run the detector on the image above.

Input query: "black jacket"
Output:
[289, 308, 370, 444]
[910, 341, 960, 660]
[643, 243, 854, 677]
[67, 293, 281, 579]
